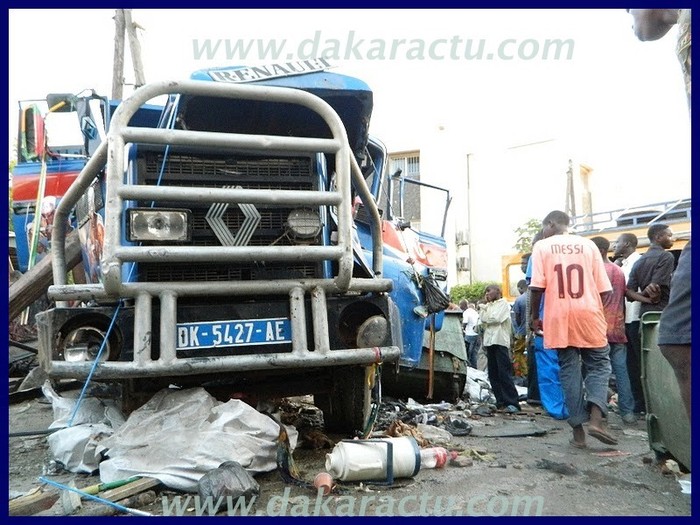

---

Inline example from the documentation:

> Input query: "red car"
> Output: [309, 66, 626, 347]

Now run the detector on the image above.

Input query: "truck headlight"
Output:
[61, 326, 112, 362]
[356, 315, 389, 348]
[127, 208, 192, 242]
[286, 208, 322, 240]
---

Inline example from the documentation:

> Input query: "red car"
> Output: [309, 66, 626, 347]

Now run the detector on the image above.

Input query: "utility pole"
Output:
[112, 9, 146, 99]
[565, 159, 576, 219]
[124, 9, 146, 89]
[112, 9, 126, 100]
[579, 163, 594, 229]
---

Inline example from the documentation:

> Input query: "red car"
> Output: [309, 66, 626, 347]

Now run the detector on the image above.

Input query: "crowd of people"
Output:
[454, 7, 691, 450]
[459, 212, 687, 448]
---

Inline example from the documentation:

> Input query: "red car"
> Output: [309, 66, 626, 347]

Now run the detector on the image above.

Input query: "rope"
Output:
[66, 95, 181, 424]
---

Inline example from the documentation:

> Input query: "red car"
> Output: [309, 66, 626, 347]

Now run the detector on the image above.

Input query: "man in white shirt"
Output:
[460, 300, 480, 369]
[479, 285, 520, 413]
[613, 233, 644, 414]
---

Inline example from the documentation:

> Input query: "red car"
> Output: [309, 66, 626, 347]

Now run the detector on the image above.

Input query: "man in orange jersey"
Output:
[530, 210, 616, 448]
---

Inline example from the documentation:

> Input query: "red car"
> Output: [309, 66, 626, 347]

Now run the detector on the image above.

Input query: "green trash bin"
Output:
[640, 311, 691, 470]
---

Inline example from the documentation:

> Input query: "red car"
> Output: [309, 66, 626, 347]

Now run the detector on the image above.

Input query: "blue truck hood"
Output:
[185, 64, 373, 157]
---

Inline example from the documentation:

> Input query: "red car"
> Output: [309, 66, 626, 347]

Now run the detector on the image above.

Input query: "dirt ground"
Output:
[7, 387, 692, 517]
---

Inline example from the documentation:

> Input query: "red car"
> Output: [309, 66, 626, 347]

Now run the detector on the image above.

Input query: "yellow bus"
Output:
[502, 199, 691, 303]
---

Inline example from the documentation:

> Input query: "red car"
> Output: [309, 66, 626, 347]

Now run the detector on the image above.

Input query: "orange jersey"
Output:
[530, 234, 612, 349]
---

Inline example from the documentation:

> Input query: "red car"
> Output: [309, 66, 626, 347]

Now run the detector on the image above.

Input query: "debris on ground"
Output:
[96, 387, 298, 492]
[198, 461, 260, 504]
[535, 459, 578, 476]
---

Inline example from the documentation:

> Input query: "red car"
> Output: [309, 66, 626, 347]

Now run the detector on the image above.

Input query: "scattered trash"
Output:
[464, 368, 497, 404]
[42, 381, 125, 430]
[97, 387, 298, 492]
[472, 404, 495, 417]
[39, 477, 152, 516]
[419, 447, 448, 469]
[313, 472, 333, 495]
[678, 474, 691, 494]
[41, 381, 125, 475]
[325, 437, 420, 482]
[622, 428, 648, 438]
[47, 424, 114, 474]
[663, 459, 682, 477]
[465, 449, 496, 462]
[448, 453, 474, 468]
[444, 415, 472, 436]
[275, 420, 311, 489]
[60, 480, 82, 515]
[383, 420, 429, 447]
[535, 459, 578, 476]
[299, 429, 335, 450]
[592, 450, 631, 458]
[416, 423, 452, 445]
[469, 421, 547, 438]
[198, 461, 260, 504]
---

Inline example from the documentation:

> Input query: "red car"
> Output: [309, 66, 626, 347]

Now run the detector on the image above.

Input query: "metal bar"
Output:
[114, 245, 344, 263]
[118, 185, 342, 206]
[122, 127, 342, 155]
[103, 133, 127, 295]
[311, 287, 330, 354]
[44, 345, 401, 379]
[159, 291, 177, 363]
[133, 293, 152, 365]
[47, 277, 393, 302]
[289, 287, 307, 355]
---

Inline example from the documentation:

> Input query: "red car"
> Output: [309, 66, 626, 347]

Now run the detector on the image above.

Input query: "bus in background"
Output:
[501, 198, 691, 303]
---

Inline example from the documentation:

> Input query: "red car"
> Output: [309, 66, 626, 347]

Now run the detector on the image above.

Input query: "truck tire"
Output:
[316, 366, 372, 435]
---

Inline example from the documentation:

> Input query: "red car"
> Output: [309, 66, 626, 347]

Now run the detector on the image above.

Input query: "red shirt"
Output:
[531, 234, 612, 349]
[602, 260, 628, 344]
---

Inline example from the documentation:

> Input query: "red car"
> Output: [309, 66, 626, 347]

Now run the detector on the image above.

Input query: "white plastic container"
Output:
[325, 437, 421, 482]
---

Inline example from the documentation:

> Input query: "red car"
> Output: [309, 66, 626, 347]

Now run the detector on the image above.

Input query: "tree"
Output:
[513, 218, 541, 255]
[450, 281, 500, 304]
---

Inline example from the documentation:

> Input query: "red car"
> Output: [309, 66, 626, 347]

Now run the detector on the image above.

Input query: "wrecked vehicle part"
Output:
[37, 71, 411, 435]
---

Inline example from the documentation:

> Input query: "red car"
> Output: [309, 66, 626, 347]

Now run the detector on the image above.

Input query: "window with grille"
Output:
[384, 151, 421, 225]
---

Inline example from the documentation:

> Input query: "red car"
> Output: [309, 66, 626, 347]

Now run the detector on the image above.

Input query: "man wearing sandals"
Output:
[530, 210, 618, 448]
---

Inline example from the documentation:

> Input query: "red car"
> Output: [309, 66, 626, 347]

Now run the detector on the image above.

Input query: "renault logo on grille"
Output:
[205, 185, 261, 246]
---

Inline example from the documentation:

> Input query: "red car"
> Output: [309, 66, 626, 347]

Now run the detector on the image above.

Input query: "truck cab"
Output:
[36, 62, 413, 434]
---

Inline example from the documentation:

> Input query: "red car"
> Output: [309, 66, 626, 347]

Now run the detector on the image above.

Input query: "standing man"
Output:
[526, 230, 568, 419]
[613, 233, 645, 415]
[628, 9, 691, 421]
[591, 236, 636, 425]
[626, 224, 675, 315]
[511, 279, 529, 378]
[658, 241, 691, 419]
[479, 285, 520, 414]
[460, 300, 480, 369]
[530, 210, 615, 448]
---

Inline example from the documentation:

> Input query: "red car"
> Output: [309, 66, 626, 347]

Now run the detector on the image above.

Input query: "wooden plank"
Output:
[9, 229, 83, 321]
[100, 477, 161, 502]
[9, 489, 59, 516]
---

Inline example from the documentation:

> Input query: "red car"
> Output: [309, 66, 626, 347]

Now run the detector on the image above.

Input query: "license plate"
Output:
[176, 317, 292, 351]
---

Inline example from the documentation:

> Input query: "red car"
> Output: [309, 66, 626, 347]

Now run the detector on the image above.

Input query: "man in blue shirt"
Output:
[511, 280, 528, 379]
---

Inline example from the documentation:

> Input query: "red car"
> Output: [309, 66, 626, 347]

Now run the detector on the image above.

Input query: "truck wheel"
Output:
[317, 366, 372, 435]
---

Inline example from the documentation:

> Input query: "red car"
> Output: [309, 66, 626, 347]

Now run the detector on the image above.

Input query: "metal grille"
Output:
[135, 150, 321, 282]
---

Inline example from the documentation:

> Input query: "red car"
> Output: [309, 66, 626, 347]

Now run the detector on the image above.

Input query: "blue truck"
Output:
[33, 61, 448, 434]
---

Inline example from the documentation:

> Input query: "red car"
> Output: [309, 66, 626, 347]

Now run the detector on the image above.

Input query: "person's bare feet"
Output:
[587, 426, 618, 445]
[571, 425, 587, 448]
